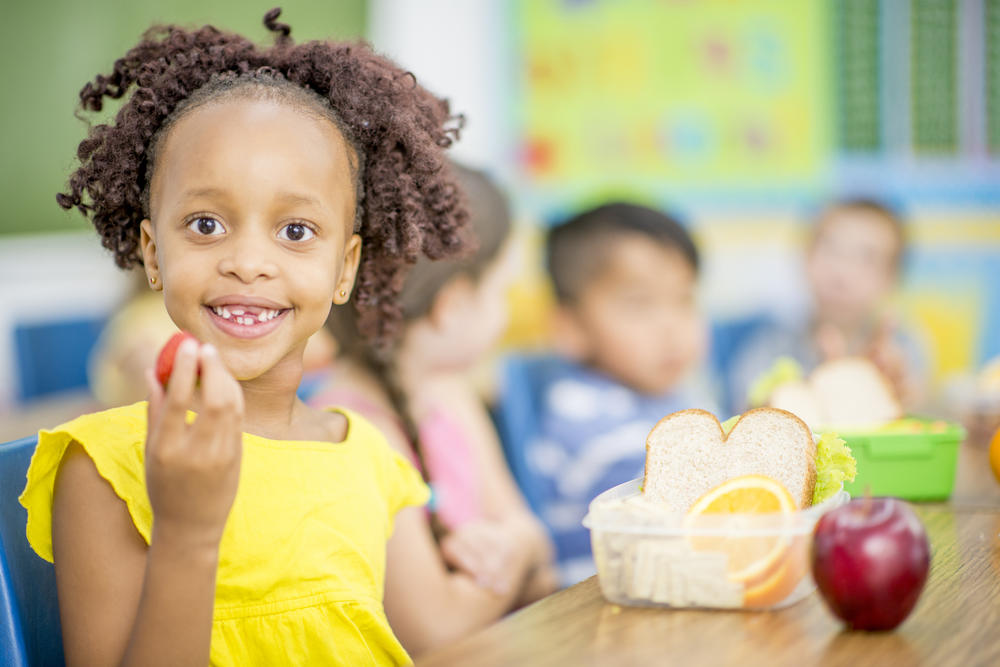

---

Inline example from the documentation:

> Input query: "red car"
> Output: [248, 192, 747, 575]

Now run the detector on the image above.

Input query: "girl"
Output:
[310, 164, 557, 655]
[20, 9, 469, 666]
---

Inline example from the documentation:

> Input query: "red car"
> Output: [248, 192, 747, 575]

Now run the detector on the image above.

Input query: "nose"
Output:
[217, 229, 280, 284]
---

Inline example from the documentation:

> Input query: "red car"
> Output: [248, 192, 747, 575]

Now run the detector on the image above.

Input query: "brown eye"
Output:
[279, 222, 314, 242]
[187, 217, 223, 236]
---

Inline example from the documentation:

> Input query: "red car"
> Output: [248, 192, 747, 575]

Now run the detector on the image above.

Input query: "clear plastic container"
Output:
[583, 479, 849, 610]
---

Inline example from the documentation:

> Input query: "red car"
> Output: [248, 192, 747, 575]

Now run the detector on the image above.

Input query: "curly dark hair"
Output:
[56, 7, 468, 344]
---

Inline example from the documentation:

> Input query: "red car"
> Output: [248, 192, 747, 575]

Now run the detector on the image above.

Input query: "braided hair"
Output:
[57, 7, 468, 345]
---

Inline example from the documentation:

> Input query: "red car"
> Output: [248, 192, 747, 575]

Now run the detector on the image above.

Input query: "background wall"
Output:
[2, 0, 998, 413]
[373, 0, 1000, 390]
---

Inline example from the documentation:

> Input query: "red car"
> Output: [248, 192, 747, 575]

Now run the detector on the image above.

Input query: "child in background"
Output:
[496, 202, 716, 585]
[727, 199, 928, 413]
[309, 163, 557, 656]
[19, 10, 471, 665]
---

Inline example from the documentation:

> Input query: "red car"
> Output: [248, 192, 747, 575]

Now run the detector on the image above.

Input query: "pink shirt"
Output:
[308, 388, 482, 529]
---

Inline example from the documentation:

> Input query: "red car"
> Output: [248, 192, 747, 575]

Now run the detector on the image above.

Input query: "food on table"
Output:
[586, 408, 856, 609]
[643, 408, 818, 512]
[811, 497, 930, 630]
[155, 331, 200, 387]
[990, 427, 1000, 484]
[755, 357, 902, 429]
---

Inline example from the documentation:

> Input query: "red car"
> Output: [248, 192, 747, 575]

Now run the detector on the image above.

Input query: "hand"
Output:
[144, 340, 244, 549]
[866, 315, 914, 405]
[439, 519, 520, 595]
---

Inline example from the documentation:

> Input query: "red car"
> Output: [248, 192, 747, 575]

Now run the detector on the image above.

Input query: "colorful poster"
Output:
[516, 0, 833, 190]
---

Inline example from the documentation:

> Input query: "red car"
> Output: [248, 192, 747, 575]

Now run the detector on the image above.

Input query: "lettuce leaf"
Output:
[812, 431, 857, 505]
[720, 415, 739, 435]
[747, 356, 803, 407]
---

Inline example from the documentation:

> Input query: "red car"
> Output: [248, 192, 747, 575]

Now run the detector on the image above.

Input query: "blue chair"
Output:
[14, 317, 106, 403]
[0, 435, 64, 666]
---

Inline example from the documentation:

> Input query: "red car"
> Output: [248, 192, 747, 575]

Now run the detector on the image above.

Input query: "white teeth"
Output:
[211, 306, 282, 324]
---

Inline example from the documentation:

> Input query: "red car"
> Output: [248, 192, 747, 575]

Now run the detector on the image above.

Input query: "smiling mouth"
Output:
[209, 305, 285, 326]
[204, 303, 290, 338]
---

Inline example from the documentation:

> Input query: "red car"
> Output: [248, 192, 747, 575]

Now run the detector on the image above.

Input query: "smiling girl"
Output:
[19, 9, 468, 666]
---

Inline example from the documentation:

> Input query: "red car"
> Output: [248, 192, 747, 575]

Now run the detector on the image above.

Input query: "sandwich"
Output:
[750, 357, 902, 430]
[641, 407, 855, 513]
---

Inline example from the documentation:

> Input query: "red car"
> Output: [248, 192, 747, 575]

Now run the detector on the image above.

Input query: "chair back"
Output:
[0, 435, 64, 666]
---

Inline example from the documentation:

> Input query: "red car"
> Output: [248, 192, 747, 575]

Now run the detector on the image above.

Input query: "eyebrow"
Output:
[181, 187, 323, 208]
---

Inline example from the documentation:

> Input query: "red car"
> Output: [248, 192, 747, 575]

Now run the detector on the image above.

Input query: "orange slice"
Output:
[685, 475, 796, 585]
[742, 535, 809, 608]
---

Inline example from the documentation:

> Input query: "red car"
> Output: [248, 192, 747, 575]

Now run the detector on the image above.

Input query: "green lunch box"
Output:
[839, 420, 966, 501]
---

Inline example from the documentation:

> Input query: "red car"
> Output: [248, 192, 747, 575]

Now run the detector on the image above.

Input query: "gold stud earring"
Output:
[150, 276, 158, 286]
[339, 290, 348, 298]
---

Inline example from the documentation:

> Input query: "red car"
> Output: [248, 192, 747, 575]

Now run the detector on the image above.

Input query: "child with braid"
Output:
[310, 164, 557, 655]
[19, 9, 472, 666]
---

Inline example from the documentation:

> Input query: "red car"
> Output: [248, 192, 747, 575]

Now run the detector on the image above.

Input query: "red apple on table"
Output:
[155, 331, 200, 387]
[811, 497, 930, 631]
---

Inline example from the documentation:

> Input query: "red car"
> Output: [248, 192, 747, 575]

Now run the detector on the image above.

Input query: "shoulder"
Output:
[21, 402, 152, 562]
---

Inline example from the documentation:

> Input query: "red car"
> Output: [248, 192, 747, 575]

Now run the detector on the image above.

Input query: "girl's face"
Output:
[140, 96, 362, 382]
[418, 239, 519, 371]
[806, 209, 899, 326]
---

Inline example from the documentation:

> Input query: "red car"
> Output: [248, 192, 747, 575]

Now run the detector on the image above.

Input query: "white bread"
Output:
[769, 357, 902, 429]
[768, 381, 823, 429]
[642, 408, 817, 512]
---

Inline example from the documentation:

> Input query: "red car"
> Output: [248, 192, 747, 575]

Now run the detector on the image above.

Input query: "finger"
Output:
[145, 368, 165, 448]
[441, 535, 487, 580]
[192, 344, 243, 451]
[460, 536, 509, 591]
[159, 338, 200, 441]
[146, 368, 164, 421]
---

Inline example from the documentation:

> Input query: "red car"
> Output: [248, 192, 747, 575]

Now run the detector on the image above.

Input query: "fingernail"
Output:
[202, 343, 217, 356]
[179, 339, 198, 354]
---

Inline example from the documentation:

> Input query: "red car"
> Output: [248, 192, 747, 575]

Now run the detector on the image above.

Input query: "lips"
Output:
[203, 297, 290, 339]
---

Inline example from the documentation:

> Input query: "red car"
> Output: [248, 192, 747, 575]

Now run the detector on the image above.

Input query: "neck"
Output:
[236, 353, 306, 439]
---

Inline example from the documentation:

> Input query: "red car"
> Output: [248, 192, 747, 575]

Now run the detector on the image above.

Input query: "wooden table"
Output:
[419, 442, 1000, 667]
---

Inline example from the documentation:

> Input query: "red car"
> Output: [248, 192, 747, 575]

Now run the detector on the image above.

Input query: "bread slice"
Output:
[809, 358, 901, 427]
[642, 408, 817, 512]
[768, 382, 823, 429]
[768, 357, 902, 429]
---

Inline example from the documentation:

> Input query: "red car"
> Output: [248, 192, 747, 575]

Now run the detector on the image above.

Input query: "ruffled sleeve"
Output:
[18, 402, 152, 562]
[339, 408, 429, 529]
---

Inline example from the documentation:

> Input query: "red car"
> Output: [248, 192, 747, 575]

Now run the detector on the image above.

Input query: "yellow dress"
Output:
[19, 402, 428, 666]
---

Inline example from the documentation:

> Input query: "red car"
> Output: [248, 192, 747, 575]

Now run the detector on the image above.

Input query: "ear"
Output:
[333, 233, 363, 305]
[549, 305, 591, 361]
[427, 274, 475, 330]
[139, 219, 162, 291]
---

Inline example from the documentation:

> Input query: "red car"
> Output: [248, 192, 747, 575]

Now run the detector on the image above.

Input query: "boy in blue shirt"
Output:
[498, 202, 717, 585]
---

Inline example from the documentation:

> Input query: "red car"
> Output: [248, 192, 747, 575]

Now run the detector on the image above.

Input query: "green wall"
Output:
[0, 0, 366, 236]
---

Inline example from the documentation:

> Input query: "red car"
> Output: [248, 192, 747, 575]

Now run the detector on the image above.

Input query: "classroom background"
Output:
[1, 0, 998, 432]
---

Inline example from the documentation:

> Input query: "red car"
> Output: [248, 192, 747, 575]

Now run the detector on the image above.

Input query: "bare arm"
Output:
[449, 390, 555, 579]
[383, 506, 533, 657]
[52, 341, 242, 666]
[53, 445, 220, 667]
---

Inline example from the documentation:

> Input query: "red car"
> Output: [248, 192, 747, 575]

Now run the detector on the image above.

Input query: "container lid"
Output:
[582, 477, 848, 537]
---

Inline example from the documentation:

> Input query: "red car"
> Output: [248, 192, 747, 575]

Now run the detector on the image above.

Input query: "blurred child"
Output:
[728, 199, 928, 412]
[497, 202, 716, 585]
[309, 164, 557, 655]
[20, 10, 472, 665]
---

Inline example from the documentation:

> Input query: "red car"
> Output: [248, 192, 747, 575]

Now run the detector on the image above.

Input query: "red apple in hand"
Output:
[811, 498, 930, 631]
[155, 331, 200, 387]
